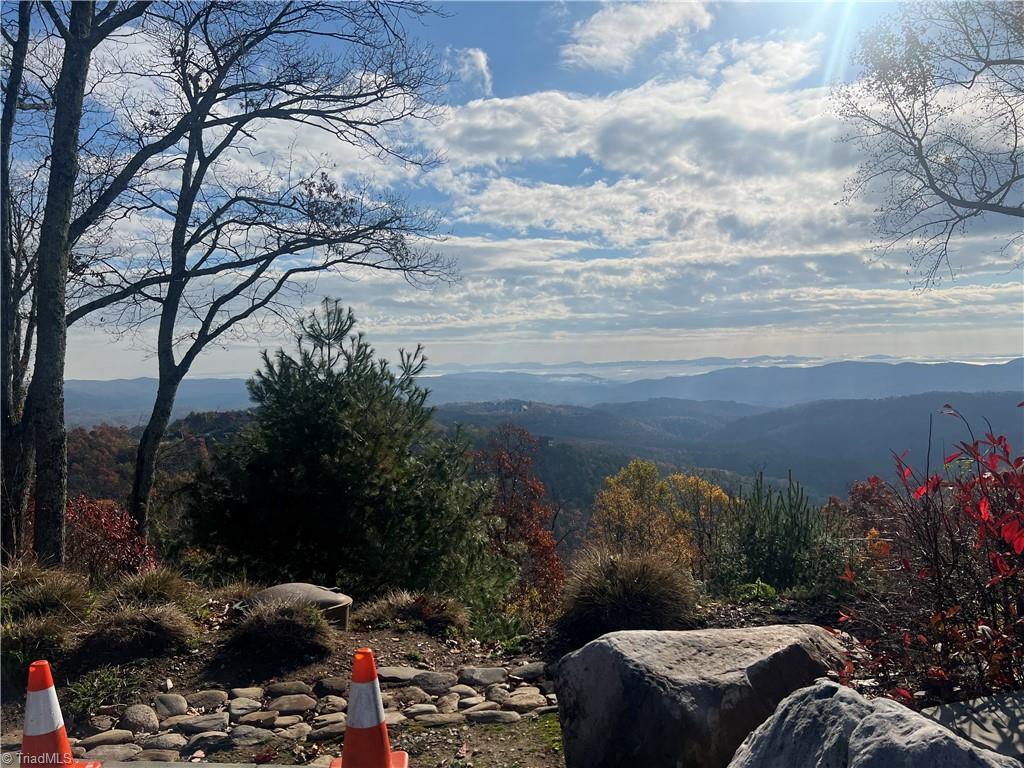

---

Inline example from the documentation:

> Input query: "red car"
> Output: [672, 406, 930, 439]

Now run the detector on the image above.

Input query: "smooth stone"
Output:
[312, 712, 348, 726]
[384, 711, 408, 727]
[414, 713, 465, 727]
[72, 747, 86, 758]
[308, 721, 347, 741]
[402, 703, 438, 717]
[78, 729, 136, 748]
[485, 686, 510, 704]
[265, 680, 313, 697]
[138, 733, 187, 750]
[279, 722, 313, 741]
[412, 671, 457, 696]
[185, 690, 228, 711]
[82, 744, 142, 761]
[546, 693, 558, 705]
[513, 686, 541, 696]
[239, 710, 278, 728]
[127, 748, 180, 762]
[449, 684, 478, 698]
[459, 696, 485, 709]
[510, 662, 546, 681]
[248, 583, 352, 627]
[229, 725, 275, 747]
[273, 715, 302, 727]
[436, 693, 460, 714]
[458, 667, 508, 688]
[152, 694, 188, 720]
[503, 692, 547, 713]
[377, 666, 420, 684]
[463, 701, 500, 714]
[535, 705, 559, 716]
[80, 715, 116, 736]
[176, 712, 229, 734]
[228, 697, 262, 722]
[185, 731, 229, 752]
[316, 677, 349, 696]
[267, 694, 317, 714]
[467, 710, 521, 724]
[318, 695, 347, 714]
[229, 687, 264, 700]
[392, 686, 431, 704]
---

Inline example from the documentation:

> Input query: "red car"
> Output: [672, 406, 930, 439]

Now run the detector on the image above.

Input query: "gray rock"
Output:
[267, 693, 317, 714]
[152, 693, 188, 720]
[278, 722, 313, 741]
[402, 703, 438, 717]
[458, 667, 508, 688]
[545, 693, 558, 705]
[485, 685, 510, 704]
[392, 686, 432, 704]
[377, 666, 420, 684]
[459, 696, 486, 709]
[78, 729, 136, 748]
[229, 687, 264, 700]
[248, 583, 352, 627]
[557, 625, 847, 768]
[229, 725, 275, 747]
[185, 689, 228, 711]
[466, 710, 521, 724]
[728, 680, 1020, 768]
[503, 692, 547, 713]
[128, 748, 180, 762]
[534, 705, 559, 716]
[512, 685, 541, 696]
[415, 713, 465, 727]
[158, 679, 173, 693]
[82, 743, 142, 761]
[80, 714, 116, 736]
[156, 714, 193, 729]
[510, 662, 546, 682]
[449, 684, 478, 698]
[922, 692, 1023, 760]
[316, 677, 348, 696]
[228, 697, 262, 722]
[185, 731, 229, 752]
[137, 732, 188, 750]
[312, 712, 348, 727]
[238, 711, 278, 728]
[318, 695, 347, 714]
[72, 747, 86, 758]
[265, 680, 313, 697]
[175, 712, 229, 734]
[463, 701, 500, 714]
[413, 671, 458, 696]
[273, 715, 302, 727]
[308, 721, 347, 741]
[384, 711, 408, 727]
[436, 693, 460, 714]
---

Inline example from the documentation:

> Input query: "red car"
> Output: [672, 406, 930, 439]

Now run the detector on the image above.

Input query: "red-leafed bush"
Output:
[66, 496, 156, 584]
[843, 406, 1024, 704]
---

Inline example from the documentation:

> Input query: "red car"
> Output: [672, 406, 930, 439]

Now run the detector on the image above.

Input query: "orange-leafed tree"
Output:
[476, 424, 564, 620]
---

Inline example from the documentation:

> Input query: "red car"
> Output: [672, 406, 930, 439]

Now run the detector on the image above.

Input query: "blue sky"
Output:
[66, 1, 1024, 379]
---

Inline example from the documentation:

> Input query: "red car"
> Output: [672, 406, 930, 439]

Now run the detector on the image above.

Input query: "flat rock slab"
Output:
[267, 694, 317, 714]
[230, 687, 265, 700]
[458, 667, 508, 687]
[556, 624, 846, 768]
[186, 690, 228, 711]
[278, 722, 313, 741]
[392, 686, 431, 704]
[384, 711, 408, 727]
[308, 722, 347, 741]
[79, 730, 136, 748]
[922, 692, 1023, 760]
[467, 710, 522, 724]
[729, 680, 1020, 768]
[185, 731, 229, 752]
[176, 712, 229, 734]
[403, 704, 438, 717]
[377, 666, 421, 684]
[83, 743, 143, 761]
[137, 733, 187, 750]
[128, 748, 181, 762]
[463, 701, 499, 714]
[413, 671, 457, 695]
[312, 712, 348, 727]
[318, 695, 347, 714]
[239, 711, 278, 728]
[316, 677, 349, 696]
[265, 681, 313, 697]
[229, 697, 263, 721]
[249, 583, 352, 628]
[229, 726, 276, 747]
[511, 662, 547, 681]
[503, 692, 547, 713]
[415, 713, 466, 727]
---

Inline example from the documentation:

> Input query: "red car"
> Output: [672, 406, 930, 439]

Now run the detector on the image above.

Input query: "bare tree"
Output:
[835, 1, 1024, 286]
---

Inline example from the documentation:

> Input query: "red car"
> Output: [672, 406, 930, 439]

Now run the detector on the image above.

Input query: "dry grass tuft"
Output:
[77, 604, 196, 663]
[354, 589, 469, 638]
[227, 599, 333, 664]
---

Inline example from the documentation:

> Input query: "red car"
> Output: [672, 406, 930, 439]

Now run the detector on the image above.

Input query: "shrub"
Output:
[188, 301, 506, 599]
[65, 497, 156, 584]
[556, 546, 697, 648]
[734, 579, 778, 602]
[0, 616, 68, 697]
[63, 665, 146, 718]
[77, 605, 196, 663]
[106, 568, 198, 611]
[0, 563, 92, 622]
[227, 600, 333, 665]
[354, 590, 470, 638]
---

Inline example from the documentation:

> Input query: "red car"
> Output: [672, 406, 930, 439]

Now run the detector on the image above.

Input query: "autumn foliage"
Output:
[65, 496, 156, 584]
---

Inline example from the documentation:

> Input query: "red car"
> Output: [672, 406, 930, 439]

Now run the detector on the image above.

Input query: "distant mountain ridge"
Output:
[64, 358, 1023, 427]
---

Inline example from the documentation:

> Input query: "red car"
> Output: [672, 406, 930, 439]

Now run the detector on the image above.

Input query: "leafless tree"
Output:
[835, 1, 1024, 286]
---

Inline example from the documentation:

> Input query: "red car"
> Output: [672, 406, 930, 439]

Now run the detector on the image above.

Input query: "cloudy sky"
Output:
[66, 1, 1024, 379]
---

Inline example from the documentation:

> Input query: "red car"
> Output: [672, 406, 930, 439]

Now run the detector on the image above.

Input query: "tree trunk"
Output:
[28, 3, 95, 565]
[1, 2, 32, 562]
[129, 374, 183, 533]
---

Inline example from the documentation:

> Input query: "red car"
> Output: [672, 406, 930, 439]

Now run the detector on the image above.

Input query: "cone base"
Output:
[333, 752, 408, 768]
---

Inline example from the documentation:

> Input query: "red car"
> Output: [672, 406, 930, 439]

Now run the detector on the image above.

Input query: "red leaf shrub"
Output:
[66, 496, 156, 584]
[844, 409, 1024, 703]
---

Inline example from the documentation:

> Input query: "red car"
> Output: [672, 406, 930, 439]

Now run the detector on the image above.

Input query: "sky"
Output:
[65, 1, 1024, 379]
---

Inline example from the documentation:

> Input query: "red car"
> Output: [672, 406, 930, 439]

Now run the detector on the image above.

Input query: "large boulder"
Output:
[728, 680, 1020, 767]
[247, 583, 352, 628]
[556, 625, 846, 768]
[922, 692, 1023, 760]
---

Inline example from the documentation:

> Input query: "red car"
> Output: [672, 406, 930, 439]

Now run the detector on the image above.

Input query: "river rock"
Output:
[265, 680, 313, 697]
[308, 721, 347, 741]
[239, 711, 278, 728]
[267, 694, 317, 714]
[318, 695, 347, 714]
[510, 662, 547, 682]
[459, 696, 485, 709]
[384, 711, 408, 727]
[185, 731, 229, 752]
[229, 725, 275, 747]
[128, 748, 180, 762]
[412, 671, 457, 696]
[436, 693, 460, 714]
[316, 677, 349, 696]
[279, 722, 313, 741]
[415, 713, 465, 727]
[78, 730, 136, 749]
[312, 712, 347, 727]
[153, 693, 188, 720]
[728, 680, 1020, 768]
[80, 715, 116, 736]
[486, 685, 510, 704]
[138, 732, 188, 750]
[556, 625, 847, 768]
[273, 715, 302, 728]
[228, 697, 262, 722]
[377, 666, 420, 684]
[503, 691, 547, 713]
[449, 684, 478, 698]
[467, 710, 521, 724]
[463, 701, 500, 714]
[175, 712, 229, 734]
[458, 667, 508, 687]
[229, 687, 264, 700]
[402, 703, 438, 717]
[82, 744, 142, 761]
[392, 686, 431, 704]
[185, 690, 228, 711]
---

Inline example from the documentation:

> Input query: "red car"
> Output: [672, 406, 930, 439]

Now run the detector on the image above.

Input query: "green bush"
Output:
[556, 546, 697, 648]
[63, 665, 146, 718]
[228, 600, 333, 664]
[707, 473, 851, 595]
[77, 605, 196, 663]
[0, 564, 92, 622]
[0, 616, 69, 697]
[354, 590, 470, 638]
[733, 579, 778, 602]
[188, 300, 509, 600]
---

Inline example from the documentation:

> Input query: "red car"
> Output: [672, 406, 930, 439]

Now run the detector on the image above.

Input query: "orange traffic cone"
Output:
[21, 660, 101, 768]
[331, 647, 408, 768]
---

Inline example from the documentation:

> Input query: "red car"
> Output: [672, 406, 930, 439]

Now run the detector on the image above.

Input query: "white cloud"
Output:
[451, 47, 494, 97]
[561, 2, 712, 72]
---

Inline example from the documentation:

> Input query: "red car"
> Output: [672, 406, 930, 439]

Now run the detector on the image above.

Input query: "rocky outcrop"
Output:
[728, 680, 1021, 767]
[556, 625, 847, 768]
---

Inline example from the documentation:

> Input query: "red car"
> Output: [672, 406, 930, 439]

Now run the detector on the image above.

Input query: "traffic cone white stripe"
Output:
[23, 686, 64, 737]
[346, 680, 385, 729]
